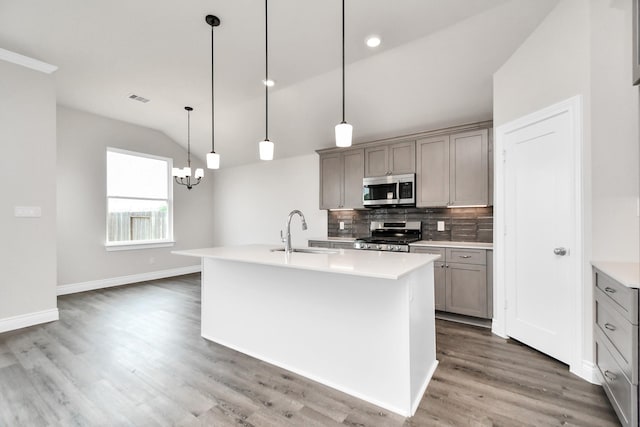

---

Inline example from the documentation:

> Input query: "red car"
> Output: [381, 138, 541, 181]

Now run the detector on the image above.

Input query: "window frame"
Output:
[105, 147, 174, 251]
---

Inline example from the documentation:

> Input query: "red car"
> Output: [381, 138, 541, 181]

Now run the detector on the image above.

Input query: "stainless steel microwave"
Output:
[362, 173, 416, 207]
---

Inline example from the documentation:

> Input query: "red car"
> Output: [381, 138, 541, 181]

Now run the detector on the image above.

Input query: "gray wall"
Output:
[57, 106, 215, 286]
[0, 59, 57, 319]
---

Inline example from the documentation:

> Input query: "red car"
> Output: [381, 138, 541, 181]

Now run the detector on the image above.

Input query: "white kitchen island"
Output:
[173, 244, 439, 416]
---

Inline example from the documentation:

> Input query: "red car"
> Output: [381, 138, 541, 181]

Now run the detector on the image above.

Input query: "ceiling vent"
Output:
[127, 93, 150, 103]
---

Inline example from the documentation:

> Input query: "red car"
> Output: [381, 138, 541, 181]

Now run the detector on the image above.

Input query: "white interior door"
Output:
[503, 108, 578, 365]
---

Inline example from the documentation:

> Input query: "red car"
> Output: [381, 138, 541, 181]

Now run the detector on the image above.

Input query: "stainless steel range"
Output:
[353, 221, 421, 252]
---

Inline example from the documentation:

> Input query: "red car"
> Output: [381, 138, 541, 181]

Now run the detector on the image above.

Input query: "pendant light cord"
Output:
[265, 0, 269, 140]
[211, 24, 215, 153]
[341, 0, 345, 124]
[187, 108, 192, 167]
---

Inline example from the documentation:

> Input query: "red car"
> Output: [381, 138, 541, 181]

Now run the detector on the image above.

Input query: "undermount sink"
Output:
[270, 248, 339, 255]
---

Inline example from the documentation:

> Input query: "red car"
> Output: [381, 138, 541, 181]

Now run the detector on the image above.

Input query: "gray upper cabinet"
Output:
[319, 149, 364, 209]
[416, 128, 489, 207]
[364, 141, 415, 177]
[416, 135, 450, 207]
[449, 129, 488, 206]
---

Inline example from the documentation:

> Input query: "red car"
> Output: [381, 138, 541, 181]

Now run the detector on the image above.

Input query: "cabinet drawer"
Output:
[308, 240, 331, 248]
[410, 247, 445, 259]
[596, 336, 638, 427]
[331, 242, 355, 250]
[595, 288, 638, 384]
[445, 248, 486, 265]
[595, 269, 639, 324]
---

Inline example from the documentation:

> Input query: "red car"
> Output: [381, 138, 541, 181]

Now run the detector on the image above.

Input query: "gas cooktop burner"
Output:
[353, 221, 421, 252]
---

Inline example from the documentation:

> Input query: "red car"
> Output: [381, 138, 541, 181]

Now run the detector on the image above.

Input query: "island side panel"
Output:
[407, 263, 438, 413]
[201, 257, 412, 415]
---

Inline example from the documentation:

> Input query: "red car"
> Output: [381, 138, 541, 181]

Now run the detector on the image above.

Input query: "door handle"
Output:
[604, 323, 617, 331]
[553, 247, 567, 256]
[603, 370, 617, 382]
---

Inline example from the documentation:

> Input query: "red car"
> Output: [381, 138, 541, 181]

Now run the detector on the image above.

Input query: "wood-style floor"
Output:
[0, 274, 618, 426]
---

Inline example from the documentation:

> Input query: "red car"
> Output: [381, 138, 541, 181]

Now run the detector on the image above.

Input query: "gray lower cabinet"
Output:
[593, 267, 639, 427]
[319, 149, 364, 209]
[411, 246, 491, 319]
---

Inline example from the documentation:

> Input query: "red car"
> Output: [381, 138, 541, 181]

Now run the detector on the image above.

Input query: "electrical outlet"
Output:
[339, 221, 345, 230]
[437, 221, 445, 232]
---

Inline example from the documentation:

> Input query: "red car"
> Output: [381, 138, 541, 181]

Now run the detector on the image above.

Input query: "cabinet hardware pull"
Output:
[604, 323, 616, 331]
[604, 287, 617, 294]
[459, 255, 472, 259]
[604, 370, 617, 381]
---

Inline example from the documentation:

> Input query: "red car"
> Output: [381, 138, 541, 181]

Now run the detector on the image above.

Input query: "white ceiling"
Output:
[0, 0, 558, 167]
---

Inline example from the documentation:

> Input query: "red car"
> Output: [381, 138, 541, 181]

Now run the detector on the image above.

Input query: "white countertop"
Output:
[592, 261, 640, 289]
[308, 237, 357, 243]
[309, 238, 492, 249]
[173, 244, 440, 280]
[411, 240, 493, 249]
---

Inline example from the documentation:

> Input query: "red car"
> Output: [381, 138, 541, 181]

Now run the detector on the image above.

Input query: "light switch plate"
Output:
[339, 221, 345, 230]
[14, 206, 42, 218]
[437, 221, 445, 232]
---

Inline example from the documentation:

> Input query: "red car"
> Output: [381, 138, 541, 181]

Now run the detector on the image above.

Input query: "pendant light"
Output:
[335, 0, 353, 148]
[172, 107, 204, 190]
[206, 15, 221, 169]
[259, 0, 274, 160]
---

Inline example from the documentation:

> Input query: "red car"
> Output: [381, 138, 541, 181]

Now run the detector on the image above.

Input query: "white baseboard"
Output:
[57, 265, 201, 296]
[573, 360, 599, 385]
[0, 308, 59, 334]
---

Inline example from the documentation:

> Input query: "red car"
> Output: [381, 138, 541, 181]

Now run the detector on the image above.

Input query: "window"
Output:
[106, 147, 173, 250]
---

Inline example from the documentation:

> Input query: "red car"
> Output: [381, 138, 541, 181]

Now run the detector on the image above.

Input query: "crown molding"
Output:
[0, 48, 57, 74]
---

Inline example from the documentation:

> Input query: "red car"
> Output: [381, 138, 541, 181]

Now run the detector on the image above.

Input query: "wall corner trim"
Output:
[57, 265, 202, 296]
[0, 48, 58, 74]
[0, 308, 59, 334]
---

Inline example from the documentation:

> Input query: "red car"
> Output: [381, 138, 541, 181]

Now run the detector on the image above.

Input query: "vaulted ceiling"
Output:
[0, 0, 558, 166]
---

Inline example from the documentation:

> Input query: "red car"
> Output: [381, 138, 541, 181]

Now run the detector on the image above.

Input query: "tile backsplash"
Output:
[328, 207, 493, 242]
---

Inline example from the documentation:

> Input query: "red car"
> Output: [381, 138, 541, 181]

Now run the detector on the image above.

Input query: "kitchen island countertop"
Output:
[174, 244, 439, 280]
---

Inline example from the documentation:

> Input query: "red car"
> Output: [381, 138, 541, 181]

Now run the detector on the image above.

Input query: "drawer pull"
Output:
[604, 323, 616, 331]
[604, 287, 617, 294]
[603, 370, 617, 381]
[459, 255, 472, 259]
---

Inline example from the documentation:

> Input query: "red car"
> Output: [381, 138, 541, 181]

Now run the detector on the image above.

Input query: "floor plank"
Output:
[0, 274, 619, 426]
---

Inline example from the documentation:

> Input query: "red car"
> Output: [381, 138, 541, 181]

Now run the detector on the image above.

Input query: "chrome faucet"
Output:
[281, 210, 308, 254]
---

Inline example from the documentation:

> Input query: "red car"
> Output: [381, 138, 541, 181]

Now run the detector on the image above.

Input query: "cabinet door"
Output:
[446, 262, 488, 318]
[342, 149, 365, 208]
[487, 250, 493, 318]
[434, 261, 446, 311]
[449, 129, 488, 206]
[416, 135, 450, 207]
[364, 145, 388, 177]
[389, 141, 416, 174]
[319, 153, 343, 209]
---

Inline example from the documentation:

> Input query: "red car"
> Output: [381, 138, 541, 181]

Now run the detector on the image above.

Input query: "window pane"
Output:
[107, 198, 168, 243]
[107, 150, 168, 199]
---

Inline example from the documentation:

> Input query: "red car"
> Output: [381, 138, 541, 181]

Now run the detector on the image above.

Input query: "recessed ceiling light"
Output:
[127, 93, 150, 103]
[262, 79, 275, 87]
[366, 36, 381, 48]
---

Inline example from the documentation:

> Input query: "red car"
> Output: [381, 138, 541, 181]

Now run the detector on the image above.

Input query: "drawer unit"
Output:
[596, 334, 637, 427]
[410, 246, 445, 259]
[308, 240, 354, 250]
[445, 248, 486, 265]
[595, 269, 638, 322]
[593, 265, 639, 427]
[596, 288, 638, 383]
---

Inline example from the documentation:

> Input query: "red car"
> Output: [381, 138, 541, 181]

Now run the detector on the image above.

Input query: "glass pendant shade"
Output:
[183, 167, 192, 177]
[335, 122, 353, 147]
[194, 168, 205, 179]
[259, 139, 274, 161]
[207, 152, 220, 169]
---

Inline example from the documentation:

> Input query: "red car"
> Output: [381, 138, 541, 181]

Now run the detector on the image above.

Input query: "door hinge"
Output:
[502, 149, 507, 163]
